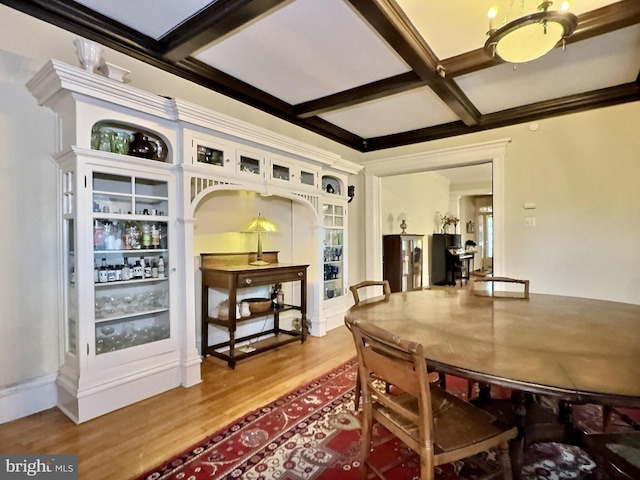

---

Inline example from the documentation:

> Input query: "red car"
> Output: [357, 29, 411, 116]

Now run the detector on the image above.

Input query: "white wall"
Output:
[363, 104, 640, 305]
[380, 171, 451, 284]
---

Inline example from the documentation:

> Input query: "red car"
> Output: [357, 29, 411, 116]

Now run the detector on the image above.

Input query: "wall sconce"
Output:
[347, 185, 355, 203]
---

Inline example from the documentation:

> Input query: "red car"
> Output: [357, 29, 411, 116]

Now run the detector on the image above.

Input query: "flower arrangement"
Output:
[442, 213, 459, 227]
[441, 212, 459, 233]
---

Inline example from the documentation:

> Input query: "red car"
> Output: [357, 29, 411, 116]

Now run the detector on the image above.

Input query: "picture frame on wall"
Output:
[466, 221, 475, 233]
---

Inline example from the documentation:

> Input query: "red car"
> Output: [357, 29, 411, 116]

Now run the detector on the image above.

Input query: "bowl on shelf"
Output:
[244, 298, 272, 314]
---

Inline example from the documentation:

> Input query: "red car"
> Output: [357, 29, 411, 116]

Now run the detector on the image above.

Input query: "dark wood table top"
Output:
[345, 289, 640, 407]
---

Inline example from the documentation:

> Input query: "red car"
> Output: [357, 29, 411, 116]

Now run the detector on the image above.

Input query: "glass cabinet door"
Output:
[92, 172, 170, 355]
[323, 203, 344, 300]
[402, 236, 423, 291]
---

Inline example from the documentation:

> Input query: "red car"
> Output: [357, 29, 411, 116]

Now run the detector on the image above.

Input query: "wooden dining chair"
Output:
[348, 280, 392, 412]
[467, 276, 530, 400]
[349, 319, 518, 480]
[470, 276, 530, 299]
[469, 276, 613, 434]
[349, 280, 391, 305]
[580, 432, 640, 480]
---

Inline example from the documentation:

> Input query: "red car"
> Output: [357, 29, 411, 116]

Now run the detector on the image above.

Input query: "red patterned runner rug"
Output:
[135, 358, 632, 480]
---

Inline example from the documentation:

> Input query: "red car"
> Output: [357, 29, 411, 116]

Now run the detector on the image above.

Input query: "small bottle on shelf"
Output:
[107, 264, 116, 282]
[157, 256, 165, 278]
[271, 284, 278, 308]
[98, 258, 108, 283]
[94, 259, 100, 283]
[94, 220, 105, 250]
[151, 225, 160, 248]
[276, 283, 284, 308]
[121, 262, 131, 281]
[143, 258, 151, 278]
[141, 222, 152, 249]
[133, 260, 143, 279]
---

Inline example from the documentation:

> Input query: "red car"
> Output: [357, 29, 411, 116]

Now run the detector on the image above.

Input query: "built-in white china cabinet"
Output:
[27, 59, 360, 422]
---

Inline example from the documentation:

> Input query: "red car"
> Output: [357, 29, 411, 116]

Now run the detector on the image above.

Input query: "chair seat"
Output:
[373, 385, 517, 463]
[581, 432, 640, 479]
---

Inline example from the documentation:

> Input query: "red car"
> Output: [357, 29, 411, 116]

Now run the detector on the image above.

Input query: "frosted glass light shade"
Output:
[485, 10, 577, 64]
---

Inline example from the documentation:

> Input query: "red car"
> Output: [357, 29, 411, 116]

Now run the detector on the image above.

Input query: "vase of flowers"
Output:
[442, 213, 459, 234]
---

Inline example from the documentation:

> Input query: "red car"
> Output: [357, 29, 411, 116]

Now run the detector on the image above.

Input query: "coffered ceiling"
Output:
[3, 0, 640, 152]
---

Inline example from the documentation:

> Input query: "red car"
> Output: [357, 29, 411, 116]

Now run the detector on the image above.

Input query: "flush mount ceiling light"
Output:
[485, 0, 578, 64]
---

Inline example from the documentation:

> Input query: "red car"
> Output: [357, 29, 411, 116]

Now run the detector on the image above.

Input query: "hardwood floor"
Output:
[0, 326, 356, 480]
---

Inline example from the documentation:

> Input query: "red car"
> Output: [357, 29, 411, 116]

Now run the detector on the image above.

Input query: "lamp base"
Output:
[249, 260, 270, 266]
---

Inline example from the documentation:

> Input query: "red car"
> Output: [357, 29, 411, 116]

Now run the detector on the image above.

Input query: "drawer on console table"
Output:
[236, 266, 306, 287]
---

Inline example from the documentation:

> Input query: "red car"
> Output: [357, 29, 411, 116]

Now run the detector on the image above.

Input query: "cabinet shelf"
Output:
[206, 304, 297, 326]
[94, 248, 168, 254]
[96, 307, 169, 323]
[95, 277, 168, 287]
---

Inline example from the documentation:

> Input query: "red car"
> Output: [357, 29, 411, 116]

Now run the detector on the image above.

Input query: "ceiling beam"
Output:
[162, 0, 290, 62]
[293, 72, 425, 118]
[364, 83, 640, 151]
[346, 0, 481, 126]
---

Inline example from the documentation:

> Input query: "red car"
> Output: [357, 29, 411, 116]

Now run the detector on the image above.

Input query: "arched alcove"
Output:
[186, 185, 325, 353]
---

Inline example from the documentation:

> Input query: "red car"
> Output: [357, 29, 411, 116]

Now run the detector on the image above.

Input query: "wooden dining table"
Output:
[344, 288, 640, 478]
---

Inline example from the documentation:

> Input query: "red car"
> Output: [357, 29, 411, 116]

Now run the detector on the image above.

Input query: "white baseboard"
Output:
[0, 374, 57, 425]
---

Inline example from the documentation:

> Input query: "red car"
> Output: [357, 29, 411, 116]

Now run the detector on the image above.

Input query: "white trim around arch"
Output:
[361, 138, 511, 282]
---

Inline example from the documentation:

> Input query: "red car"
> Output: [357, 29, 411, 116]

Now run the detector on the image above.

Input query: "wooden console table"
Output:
[201, 252, 308, 368]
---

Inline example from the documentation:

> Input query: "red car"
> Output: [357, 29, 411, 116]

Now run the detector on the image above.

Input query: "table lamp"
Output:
[242, 213, 279, 266]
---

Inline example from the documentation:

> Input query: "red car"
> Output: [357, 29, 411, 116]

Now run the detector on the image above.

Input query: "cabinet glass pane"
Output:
[272, 164, 290, 181]
[93, 173, 131, 194]
[239, 155, 260, 175]
[92, 172, 171, 355]
[323, 202, 344, 301]
[300, 171, 315, 186]
[66, 218, 77, 355]
[93, 173, 132, 214]
[135, 178, 169, 215]
[197, 144, 224, 166]
[95, 311, 170, 354]
[135, 178, 168, 197]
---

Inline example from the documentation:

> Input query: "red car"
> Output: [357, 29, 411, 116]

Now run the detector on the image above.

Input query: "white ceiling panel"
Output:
[319, 86, 459, 138]
[396, 0, 621, 60]
[456, 25, 640, 114]
[194, 0, 410, 104]
[73, 0, 213, 40]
